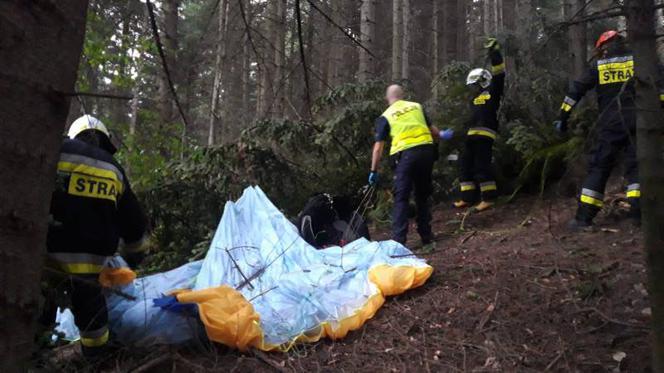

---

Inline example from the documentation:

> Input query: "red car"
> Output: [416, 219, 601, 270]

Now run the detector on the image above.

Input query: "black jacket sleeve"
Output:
[559, 65, 598, 122]
[489, 49, 506, 100]
[117, 176, 147, 252]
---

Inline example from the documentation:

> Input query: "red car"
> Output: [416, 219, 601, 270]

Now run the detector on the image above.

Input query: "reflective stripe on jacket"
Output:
[48, 138, 147, 258]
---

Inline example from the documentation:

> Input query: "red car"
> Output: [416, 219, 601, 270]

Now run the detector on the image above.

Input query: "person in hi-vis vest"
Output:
[369, 85, 449, 246]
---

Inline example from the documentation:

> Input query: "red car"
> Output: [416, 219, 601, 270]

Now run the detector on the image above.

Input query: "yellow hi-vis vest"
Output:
[383, 100, 433, 155]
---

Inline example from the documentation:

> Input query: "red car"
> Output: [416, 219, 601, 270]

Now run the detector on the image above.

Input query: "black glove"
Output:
[124, 252, 145, 269]
[553, 120, 568, 134]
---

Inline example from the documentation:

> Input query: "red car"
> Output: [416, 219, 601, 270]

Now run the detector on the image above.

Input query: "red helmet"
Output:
[596, 30, 619, 49]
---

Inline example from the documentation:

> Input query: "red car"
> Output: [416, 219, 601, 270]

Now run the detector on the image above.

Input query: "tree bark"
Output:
[392, 0, 403, 80]
[208, 0, 228, 146]
[326, 0, 343, 87]
[432, 0, 440, 93]
[156, 0, 178, 126]
[358, 0, 377, 82]
[241, 14, 251, 119]
[111, 1, 133, 127]
[273, 0, 287, 117]
[502, 0, 516, 33]
[0, 1, 88, 370]
[401, 0, 411, 80]
[625, 1, 664, 371]
[568, 0, 588, 79]
[456, 0, 468, 61]
[483, 0, 491, 36]
[129, 88, 138, 136]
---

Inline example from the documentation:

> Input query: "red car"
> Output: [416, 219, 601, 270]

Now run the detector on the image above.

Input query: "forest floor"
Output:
[54, 187, 652, 372]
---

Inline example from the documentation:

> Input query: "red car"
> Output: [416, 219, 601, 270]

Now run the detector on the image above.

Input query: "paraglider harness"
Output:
[296, 189, 372, 249]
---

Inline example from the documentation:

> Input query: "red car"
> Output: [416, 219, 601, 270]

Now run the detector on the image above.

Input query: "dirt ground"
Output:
[53, 190, 653, 372]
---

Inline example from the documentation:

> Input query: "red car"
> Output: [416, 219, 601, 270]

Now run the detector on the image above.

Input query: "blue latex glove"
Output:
[439, 129, 455, 141]
[368, 172, 379, 186]
[553, 120, 567, 133]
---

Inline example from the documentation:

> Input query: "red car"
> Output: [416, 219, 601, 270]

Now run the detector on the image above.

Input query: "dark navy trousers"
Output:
[576, 120, 639, 222]
[391, 144, 435, 244]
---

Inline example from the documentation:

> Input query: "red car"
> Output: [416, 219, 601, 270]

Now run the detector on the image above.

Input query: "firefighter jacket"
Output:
[465, 49, 506, 141]
[47, 138, 147, 274]
[558, 45, 641, 129]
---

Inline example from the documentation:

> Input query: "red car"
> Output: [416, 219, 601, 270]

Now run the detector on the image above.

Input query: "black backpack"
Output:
[296, 193, 370, 249]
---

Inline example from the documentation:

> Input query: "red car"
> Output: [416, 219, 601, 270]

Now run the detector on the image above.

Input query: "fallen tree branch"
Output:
[131, 354, 171, 373]
[574, 307, 648, 330]
[545, 350, 565, 371]
[248, 286, 278, 302]
[253, 350, 288, 373]
[225, 248, 254, 290]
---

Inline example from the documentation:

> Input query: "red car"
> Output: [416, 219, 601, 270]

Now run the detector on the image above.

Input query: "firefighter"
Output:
[553, 30, 654, 228]
[441, 37, 506, 212]
[368, 84, 442, 246]
[47, 115, 147, 356]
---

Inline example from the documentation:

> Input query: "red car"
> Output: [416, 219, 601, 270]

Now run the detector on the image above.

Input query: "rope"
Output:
[340, 185, 375, 269]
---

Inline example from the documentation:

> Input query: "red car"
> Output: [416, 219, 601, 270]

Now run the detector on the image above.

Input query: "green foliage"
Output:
[114, 110, 184, 190]
[429, 62, 473, 130]
[139, 81, 386, 271]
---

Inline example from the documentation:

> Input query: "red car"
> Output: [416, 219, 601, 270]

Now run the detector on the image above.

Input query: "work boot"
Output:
[453, 200, 471, 209]
[567, 218, 593, 232]
[473, 201, 494, 212]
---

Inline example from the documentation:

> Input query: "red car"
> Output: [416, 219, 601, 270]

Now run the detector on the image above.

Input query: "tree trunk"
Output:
[358, 0, 377, 82]
[156, 0, 178, 126]
[0, 1, 88, 370]
[401, 0, 411, 80]
[129, 88, 138, 136]
[493, 0, 499, 34]
[327, 0, 343, 87]
[483, 0, 491, 36]
[392, 0, 403, 80]
[111, 1, 133, 127]
[273, 0, 286, 117]
[625, 1, 664, 370]
[456, 0, 468, 61]
[242, 21, 251, 120]
[502, 0, 516, 33]
[432, 0, 440, 94]
[208, 0, 228, 146]
[568, 0, 587, 79]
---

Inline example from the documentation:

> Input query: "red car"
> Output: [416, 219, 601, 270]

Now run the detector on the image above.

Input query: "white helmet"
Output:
[67, 115, 111, 139]
[466, 68, 492, 89]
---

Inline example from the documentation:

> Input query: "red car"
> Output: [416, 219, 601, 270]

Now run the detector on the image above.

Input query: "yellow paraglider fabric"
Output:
[98, 267, 136, 288]
[177, 264, 433, 352]
[176, 286, 264, 351]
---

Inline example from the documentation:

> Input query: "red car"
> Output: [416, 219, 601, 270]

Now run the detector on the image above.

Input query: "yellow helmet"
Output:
[67, 115, 111, 139]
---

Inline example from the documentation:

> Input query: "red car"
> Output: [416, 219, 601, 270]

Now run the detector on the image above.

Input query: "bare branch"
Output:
[145, 0, 189, 129]
[306, 0, 376, 58]
[60, 91, 134, 100]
